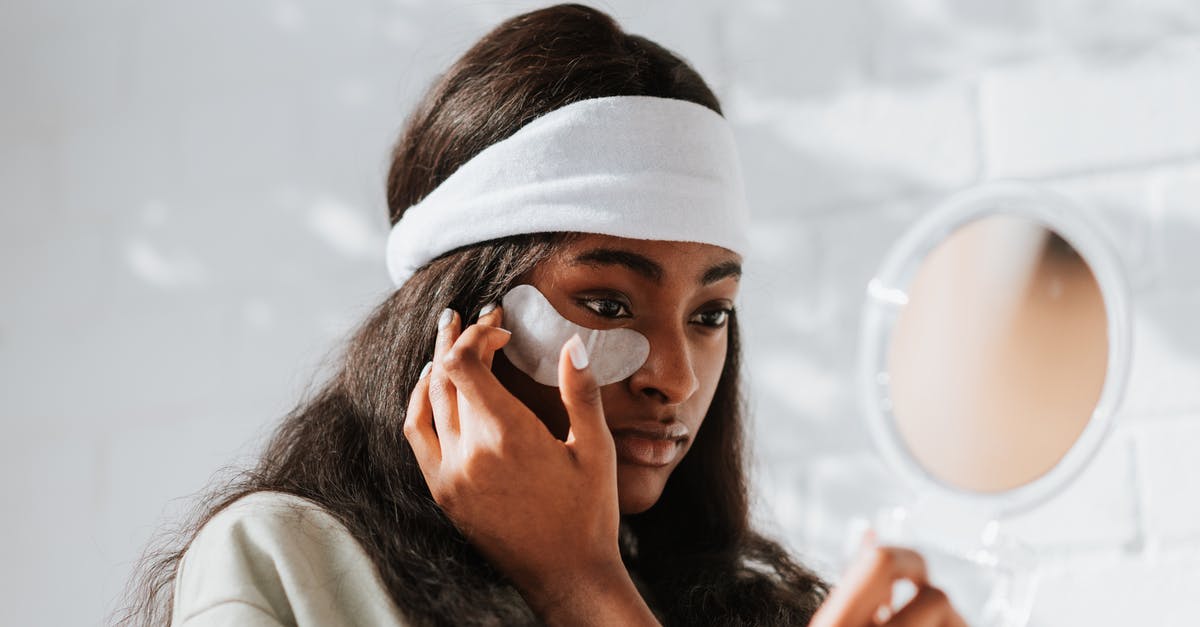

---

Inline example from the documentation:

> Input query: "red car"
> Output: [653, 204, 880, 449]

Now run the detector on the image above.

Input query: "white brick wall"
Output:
[727, 82, 979, 215]
[1158, 163, 1200, 289]
[2, 1, 1198, 625]
[1132, 416, 1200, 546]
[980, 41, 1200, 179]
[1029, 548, 1200, 627]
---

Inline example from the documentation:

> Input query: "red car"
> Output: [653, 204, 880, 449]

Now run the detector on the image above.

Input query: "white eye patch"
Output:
[500, 284, 650, 387]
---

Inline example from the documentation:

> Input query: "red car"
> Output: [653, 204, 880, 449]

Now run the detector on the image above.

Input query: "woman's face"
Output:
[492, 234, 742, 514]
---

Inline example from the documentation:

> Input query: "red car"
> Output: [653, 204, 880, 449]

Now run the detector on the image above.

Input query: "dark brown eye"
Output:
[581, 297, 631, 319]
[691, 308, 733, 328]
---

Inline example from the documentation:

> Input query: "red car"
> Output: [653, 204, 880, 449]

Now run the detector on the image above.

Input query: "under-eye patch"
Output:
[500, 284, 649, 387]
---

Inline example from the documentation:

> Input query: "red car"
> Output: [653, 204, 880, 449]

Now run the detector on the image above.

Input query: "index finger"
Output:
[430, 307, 463, 438]
[473, 302, 504, 370]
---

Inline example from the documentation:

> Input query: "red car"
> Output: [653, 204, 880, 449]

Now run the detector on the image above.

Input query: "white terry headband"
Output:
[385, 95, 750, 287]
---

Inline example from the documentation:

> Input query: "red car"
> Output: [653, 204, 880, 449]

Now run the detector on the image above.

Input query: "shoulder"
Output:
[188, 491, 348, 552]
[172, 491, 409, 627]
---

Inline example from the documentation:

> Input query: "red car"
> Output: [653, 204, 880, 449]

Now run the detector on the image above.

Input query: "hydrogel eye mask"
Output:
[500, 284, 649, 387]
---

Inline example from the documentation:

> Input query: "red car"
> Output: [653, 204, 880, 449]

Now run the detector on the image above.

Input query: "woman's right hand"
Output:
[403, 305, 658, 626]
[809, 533, 967, 627]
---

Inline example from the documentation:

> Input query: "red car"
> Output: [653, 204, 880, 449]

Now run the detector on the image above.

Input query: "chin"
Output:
[615, 465, 670, 514]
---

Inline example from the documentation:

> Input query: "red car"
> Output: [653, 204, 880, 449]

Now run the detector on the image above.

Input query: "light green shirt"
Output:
[171, 491, 411, 626]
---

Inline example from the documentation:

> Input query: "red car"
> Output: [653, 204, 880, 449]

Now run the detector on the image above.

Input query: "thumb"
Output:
[558, 333, 610, 459]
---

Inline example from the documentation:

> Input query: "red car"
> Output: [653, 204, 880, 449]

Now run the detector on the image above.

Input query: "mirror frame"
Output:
[858, 181, 1132, 517]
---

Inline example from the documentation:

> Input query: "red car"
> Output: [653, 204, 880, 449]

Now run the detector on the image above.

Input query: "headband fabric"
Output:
[385, 95, 750, 287]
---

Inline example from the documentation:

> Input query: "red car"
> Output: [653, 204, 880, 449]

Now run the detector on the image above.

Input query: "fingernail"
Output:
[478, 302, 498, 317]
[419, 361, 433, 379]
[437, 308, 454, 330]
[496, 327, 512, 335]
[566, 333, 589, 370]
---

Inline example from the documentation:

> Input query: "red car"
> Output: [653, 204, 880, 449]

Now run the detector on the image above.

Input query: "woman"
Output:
[116, 4, 963, 626]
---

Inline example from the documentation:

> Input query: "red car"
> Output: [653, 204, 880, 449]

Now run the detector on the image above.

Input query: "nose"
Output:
[627, 325, 700, 406]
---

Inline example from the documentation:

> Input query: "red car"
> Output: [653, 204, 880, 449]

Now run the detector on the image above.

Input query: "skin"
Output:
[404, 234, 967, 626]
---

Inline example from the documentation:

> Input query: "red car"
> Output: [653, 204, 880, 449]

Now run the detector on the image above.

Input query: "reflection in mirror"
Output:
[887, 215, 1109, 493]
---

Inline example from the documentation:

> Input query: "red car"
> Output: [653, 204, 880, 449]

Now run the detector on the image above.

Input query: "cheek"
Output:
[692, 339, 728, 404]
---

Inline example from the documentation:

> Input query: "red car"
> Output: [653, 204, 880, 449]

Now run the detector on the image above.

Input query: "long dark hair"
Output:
[113, 4, 826, 625]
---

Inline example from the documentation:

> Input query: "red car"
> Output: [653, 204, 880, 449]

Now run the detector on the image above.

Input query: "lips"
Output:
[609, 422, 690, 467]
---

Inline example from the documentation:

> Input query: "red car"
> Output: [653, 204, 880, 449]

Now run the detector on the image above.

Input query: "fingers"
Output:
[448, 318, 513, 368]
[441, 323, 532, 441]
[817, 544, 930, 627]
[402, 361, 441, 482]
[430, 308, 462, 440]
[558, 334, 610, 463]
[848, 542, 929, 592]
[885, 585, 965, 627]
[473, 302, 504, 370]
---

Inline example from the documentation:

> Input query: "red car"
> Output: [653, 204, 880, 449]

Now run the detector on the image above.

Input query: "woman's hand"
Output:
[810, 532, 967, 627]
[403, 305, 658, 626]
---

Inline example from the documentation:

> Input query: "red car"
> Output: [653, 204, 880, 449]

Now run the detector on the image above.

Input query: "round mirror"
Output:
[860, 182, 1131, 515]
[889, 215, 1108, 493]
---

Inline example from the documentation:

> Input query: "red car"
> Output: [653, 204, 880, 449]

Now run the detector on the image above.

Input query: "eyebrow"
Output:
[570, 248, 742, 286]
[701, 260, 742, 285]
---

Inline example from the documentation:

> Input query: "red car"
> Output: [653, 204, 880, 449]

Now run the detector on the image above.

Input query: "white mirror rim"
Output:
[858, 180, 1132, 517]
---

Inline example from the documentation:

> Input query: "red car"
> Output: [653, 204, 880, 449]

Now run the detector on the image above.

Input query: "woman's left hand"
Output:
[403, 305, 658, 626]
